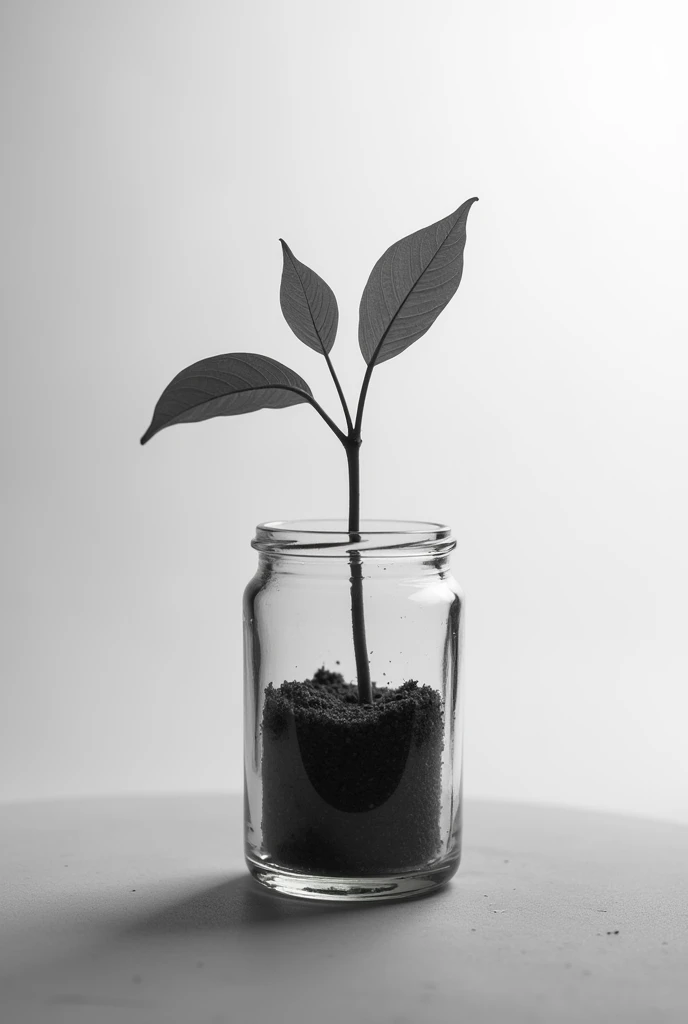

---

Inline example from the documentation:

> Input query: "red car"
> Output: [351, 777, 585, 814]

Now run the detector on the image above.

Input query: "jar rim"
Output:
[252, 520, 455, 557]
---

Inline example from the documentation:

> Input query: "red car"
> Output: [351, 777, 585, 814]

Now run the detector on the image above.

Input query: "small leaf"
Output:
[279, 240, 339, 355]
[358, 197, 478, 367]
[140, 353, 313, 445]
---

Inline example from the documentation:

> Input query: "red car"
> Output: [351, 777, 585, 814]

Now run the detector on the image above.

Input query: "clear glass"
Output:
[243, 520, 465, 901]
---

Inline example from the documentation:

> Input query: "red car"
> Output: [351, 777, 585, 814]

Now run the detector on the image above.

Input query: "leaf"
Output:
[140, 353, 313, 445]
[358, 197, 478, 367]
[279, 239, 339, 355]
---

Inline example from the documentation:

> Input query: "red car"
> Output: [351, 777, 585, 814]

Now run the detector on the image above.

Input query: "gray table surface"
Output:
[1, 795, 686, 1023]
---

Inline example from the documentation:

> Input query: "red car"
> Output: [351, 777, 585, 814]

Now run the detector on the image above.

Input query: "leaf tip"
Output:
[456, 196, 479, 223]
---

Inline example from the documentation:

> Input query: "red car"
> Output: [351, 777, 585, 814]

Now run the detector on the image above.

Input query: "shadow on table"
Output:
[125, 872, 443, 936]
[4, 877, 450, 1019]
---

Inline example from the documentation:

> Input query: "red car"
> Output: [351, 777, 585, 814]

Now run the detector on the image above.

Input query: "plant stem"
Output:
[346, 438, 373, 704]
[306, 379, 370, 704]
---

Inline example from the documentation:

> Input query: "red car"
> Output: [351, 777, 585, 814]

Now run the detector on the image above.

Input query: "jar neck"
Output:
[252, 520, 455, 579]
[252, 520, 455, 559]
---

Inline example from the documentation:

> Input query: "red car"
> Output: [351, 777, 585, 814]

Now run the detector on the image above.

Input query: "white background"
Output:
[2, 0, 687, 821]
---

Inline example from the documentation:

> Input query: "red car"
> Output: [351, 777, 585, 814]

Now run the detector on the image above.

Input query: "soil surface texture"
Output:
[261, 668, 444, 876]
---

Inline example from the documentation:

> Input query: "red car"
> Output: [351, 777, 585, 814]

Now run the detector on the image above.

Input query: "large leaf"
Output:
[140, 353, 313, 445]
[279, 239, 339, 355]
[358, 197, 478, 366]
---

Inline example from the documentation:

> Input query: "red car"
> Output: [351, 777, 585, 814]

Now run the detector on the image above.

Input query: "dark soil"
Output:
[261, 667, 444, 876]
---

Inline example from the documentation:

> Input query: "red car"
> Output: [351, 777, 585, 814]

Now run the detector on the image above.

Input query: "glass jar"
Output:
[243, 520, 465, 901]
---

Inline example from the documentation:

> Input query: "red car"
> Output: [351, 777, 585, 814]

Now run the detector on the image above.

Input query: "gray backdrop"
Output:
[2, 0, 686, 821]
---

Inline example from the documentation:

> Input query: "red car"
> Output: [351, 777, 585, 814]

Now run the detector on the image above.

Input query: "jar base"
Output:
[246, 855, 460, 902]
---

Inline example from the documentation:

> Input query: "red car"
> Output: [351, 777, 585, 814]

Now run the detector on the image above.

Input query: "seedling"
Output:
[141, 198, 478, 704]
